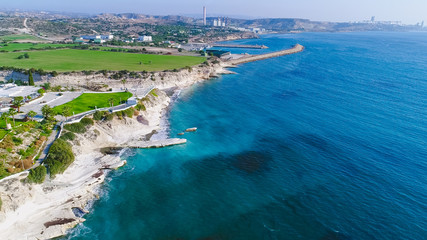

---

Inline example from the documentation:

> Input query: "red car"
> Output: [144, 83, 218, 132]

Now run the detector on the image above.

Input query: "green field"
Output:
[0, 34, 44, 42]
[0, 43, 76, 52]
[53, 92, 133, 115]
[0, 49, 206, 72]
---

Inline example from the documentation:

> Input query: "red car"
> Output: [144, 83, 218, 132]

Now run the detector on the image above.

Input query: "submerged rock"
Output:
[185, 127, 197, 132]
[232, 151, 272, 173]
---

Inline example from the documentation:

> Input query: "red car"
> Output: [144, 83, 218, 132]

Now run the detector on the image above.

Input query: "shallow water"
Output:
[65, 32, 427, 240]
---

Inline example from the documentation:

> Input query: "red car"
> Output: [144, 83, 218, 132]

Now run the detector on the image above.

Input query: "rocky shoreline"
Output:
[0, 45, 303, 239]
[0, 62, 230, 240]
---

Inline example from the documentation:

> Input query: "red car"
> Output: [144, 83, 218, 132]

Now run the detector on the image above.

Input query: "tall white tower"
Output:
[203, 6, 207, 25]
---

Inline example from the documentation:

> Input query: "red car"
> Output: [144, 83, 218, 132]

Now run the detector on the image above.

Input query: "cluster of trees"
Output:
[0, 66, 58, 79]
[44, 138, 74, 177]
[17, 53, 30, 59]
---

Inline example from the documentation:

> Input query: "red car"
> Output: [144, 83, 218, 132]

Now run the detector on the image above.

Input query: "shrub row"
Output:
[60, 132, 76, 141]
[63, 122, 86, 133]
[80, 117, 94, 126]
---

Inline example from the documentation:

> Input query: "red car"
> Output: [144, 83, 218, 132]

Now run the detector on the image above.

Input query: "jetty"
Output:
[227, 44, 304, 65]
[117, 138, 187, 149]
[212, 44, 268, 49]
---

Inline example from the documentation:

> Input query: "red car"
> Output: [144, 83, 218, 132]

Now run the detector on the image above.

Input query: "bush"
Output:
[0, 162, 9, 179]
[150, 89, 158, 97]
[93, 111, 103, 121]
[44, 139, 74, 177]
[105, 113, 114, 121]
[136, 104, 146, 111]
[64, 122, 86, 133]
[124, 108, 134, 118]
[80, 117, 94, 126]
[27, 165, 47, 184]
[115, 111, 123, 119]
[19, 146, 35, 158]
[42, 83, 51, 90]
[60, 132, 76, 141]
[38, 88, 45, 95]
[12, 137, 23, 146]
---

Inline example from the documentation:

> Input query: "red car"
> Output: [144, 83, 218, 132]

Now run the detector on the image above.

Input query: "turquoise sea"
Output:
[65, 32, 427, 240]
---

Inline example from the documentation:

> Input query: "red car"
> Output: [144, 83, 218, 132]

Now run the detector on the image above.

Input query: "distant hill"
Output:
[226, 18, 424, 32]
[0, 9, 424, 39]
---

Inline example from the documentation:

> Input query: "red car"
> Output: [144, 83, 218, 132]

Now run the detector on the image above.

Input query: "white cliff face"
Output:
[0, 61, 234, 240]
[0, 90, 172, 240]
[0, 63, 228, 91]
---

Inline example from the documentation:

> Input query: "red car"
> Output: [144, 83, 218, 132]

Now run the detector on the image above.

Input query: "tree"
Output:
[27, 111, 37, 121]
[37, 88, 45, 96]
[8, 108, 17, 127]
[1, 112, 9, 126]
[28, 71, 34, 86]
[12, 96, 24, 112]
[62, 106, 71, 121]
[41, 105, 54, 121]
[108, 97, 114, 107]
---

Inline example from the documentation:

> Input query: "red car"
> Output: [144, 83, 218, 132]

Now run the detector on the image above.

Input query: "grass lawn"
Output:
[0, 49, 206, 72]
[53, 92, 133, 115]
[0, 43, 76, 52]
[0, 34, 44, 42]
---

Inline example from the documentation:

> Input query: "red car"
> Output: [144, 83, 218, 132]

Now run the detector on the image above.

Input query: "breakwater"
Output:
[213, 44, 268, 49]
[228, 44, 304, 65]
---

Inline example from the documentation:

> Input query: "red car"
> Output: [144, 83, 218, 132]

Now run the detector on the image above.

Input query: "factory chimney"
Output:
[203, 6, 207, 25]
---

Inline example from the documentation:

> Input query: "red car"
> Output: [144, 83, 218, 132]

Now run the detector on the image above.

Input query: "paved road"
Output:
[21, 92, 82, 114]
[31, 123, 60, 169]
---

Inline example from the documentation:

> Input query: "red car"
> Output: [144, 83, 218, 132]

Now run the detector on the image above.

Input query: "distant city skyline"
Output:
[1, 0, 426, 24]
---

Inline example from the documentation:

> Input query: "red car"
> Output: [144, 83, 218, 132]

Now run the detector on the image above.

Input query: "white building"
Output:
[138, 36, 153, 42]
[213, 18, 226, 27]
[81, 35, 114, 40]
[0, 84, 41, 112]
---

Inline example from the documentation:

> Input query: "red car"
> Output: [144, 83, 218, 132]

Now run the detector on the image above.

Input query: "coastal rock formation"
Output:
[0, 45, 304, 239]
[185, 127, 197, 132]
[0, 63, 232, 92]
[0, 89, 172, 240]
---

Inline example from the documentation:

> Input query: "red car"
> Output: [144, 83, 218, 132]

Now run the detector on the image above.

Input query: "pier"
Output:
[212, 44, 268, 49]
[227, 44, 304, 65]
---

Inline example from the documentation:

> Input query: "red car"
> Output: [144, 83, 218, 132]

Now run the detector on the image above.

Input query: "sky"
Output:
[1, 0, 426, 24]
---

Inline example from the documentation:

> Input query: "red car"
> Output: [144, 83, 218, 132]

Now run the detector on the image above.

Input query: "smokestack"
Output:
[203, 6, 207, 25]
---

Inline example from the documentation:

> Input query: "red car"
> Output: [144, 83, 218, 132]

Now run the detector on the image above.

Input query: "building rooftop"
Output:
[0, 85, 40, 98]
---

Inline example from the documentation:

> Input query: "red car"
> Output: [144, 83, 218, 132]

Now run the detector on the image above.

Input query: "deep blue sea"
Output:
[65, 32, 427, 240]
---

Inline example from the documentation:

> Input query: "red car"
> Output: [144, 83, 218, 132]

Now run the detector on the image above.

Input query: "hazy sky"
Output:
[2, 0, 426, 24]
